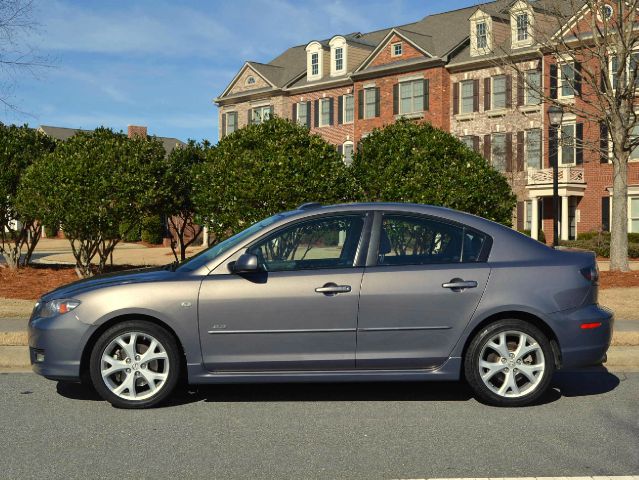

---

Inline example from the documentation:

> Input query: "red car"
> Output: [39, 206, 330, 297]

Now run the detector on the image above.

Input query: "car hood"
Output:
[41, 267, 176, 301]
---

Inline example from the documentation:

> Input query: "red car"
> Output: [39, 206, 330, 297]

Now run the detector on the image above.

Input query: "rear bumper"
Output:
[549, 304, 614, 369]
[28, 313, 94, 382]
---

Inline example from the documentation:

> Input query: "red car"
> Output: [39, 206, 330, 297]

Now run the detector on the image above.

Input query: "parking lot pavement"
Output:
[0, 369, 637, 480]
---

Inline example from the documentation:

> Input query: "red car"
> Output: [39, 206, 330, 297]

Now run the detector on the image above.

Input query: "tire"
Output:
[464, 319, 555, 407]
[89, 320, 181, 409]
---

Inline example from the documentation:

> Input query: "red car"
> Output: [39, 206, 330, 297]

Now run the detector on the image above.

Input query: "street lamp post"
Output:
[548, 105, 564, 248]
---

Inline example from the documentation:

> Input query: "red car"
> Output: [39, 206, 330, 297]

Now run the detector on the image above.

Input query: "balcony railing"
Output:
[527, 166, 585, 185]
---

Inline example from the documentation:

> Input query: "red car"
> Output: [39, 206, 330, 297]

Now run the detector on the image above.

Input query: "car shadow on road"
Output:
[54, 366, 621, 408]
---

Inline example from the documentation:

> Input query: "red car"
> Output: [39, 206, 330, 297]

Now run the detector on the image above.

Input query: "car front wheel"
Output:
[464, 319, 555, 407]
[89, 321, 181, 409]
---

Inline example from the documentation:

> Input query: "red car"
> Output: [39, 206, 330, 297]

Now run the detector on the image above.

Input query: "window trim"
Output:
[558, 122, 577, 166]
[630, 195, 639, 233]
[342, 141, 354, 166]
[334, 47, 344, 73]
[525, 128, 542, 170]
[491, 75, 508, 111]
[491, 132, 508, 172]
[516, 12, 529, 42]
[460, 79, 475, 114]
[476, 21, 488, 50]
[296, 101, 308, 127]
[311, 52, 319, 77]
[559, 62, 576, 99]
[391, 42, 403, 57]
[251, 105, 272, 125]
[398, 79, 424, 115]
[245, 76, 256, 86]
[363, 87, 377, 119]
[343, 93, 354, 124]
[368, 211, 493, 267]
[525, 70, 542, 106]
[225, 111, 238, 135]
[319, 98, 331, 127]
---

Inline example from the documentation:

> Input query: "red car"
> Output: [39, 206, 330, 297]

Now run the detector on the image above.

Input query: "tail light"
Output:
[580, 265, 599, 285]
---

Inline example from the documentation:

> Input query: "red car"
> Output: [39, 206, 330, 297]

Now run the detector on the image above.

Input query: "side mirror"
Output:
[231, 253, 259, 273]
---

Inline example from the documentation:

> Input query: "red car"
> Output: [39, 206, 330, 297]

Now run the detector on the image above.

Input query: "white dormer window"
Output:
[306, 41, 324, 80]
[329, 36, 347, 77]
[516, 13, 529, 41]
[476, 23, 487, 49]
[510, 1, 534, 48]
[470, 10, 492, 56]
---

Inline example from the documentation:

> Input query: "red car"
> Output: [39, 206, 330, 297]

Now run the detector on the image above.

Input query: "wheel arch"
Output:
[460, 310, 562, 369]
[80, 313, 187, 383]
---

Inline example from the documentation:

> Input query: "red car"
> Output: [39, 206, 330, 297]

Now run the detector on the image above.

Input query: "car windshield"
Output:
[175, 213, 289, 272]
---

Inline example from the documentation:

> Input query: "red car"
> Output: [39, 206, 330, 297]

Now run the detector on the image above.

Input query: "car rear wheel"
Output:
[464, 319, 555, 407]
[89, 321, 181, 409]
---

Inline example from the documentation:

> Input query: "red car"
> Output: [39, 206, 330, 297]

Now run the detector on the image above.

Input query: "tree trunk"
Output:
[610, 154, 629, 271]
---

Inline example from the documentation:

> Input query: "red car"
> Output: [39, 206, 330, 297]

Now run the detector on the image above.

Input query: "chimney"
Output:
[127, 125, 147, 139]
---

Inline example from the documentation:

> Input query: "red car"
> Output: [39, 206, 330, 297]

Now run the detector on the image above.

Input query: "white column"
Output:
[202, 226, 209, 247]
[531, 197, 539, 240]
[561, 195, 570, 241]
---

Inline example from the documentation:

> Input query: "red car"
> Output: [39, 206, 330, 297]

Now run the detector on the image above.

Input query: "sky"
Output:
[2, 0, 481, 144]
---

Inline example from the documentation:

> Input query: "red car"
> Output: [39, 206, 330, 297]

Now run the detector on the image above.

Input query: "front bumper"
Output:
[549, 303, 614, 369]
[28, 311, 94, 381]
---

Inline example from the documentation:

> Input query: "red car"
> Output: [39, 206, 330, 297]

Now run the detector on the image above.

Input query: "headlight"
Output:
[40, 299, 81, 318]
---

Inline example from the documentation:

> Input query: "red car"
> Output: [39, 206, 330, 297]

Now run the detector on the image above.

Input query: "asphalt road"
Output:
[0, 370, 637, 480]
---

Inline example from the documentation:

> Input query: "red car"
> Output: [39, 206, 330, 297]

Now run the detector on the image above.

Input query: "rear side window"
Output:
[377, 215, 486, 266]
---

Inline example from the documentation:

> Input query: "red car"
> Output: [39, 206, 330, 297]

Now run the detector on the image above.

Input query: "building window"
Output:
[364, 88, 376, 119]
[525, 70, 541, 105]
[311, 53, 319, 76]
[245, 76, 256, 86]
[610, 53, 639, 90]
[297, 102, 308, 127]
[631, 196, 639, 233]
[476, 22, 487, 49]
[525, 200, 532, 231]
[460, 80, 474, 114]
[342, 142, 354, 166]
[392, 42, 403, 56]
[492, 75, 507, 109]
[399, 80, 424, 115]
[560, 123, 576, 165]
[526, 129, 542, 169]
[343, 94, 354, 123]
[252, 105, 272, 125]
[226, 112, 238, 135]
[460, 136, 475, 150]
[335, 47, 343, 72]
[491, 133, 507, 172]
[560, 63, 576, 97]
[630, 125, 639, 159]
[602, 4, 614, 20]
[516, 13, 529, 41]
[320, 98, 331, 127]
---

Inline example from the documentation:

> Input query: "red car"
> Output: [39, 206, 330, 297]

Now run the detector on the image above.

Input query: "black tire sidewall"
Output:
[464, 319, 555, 407]
[89, 320, 181, 409]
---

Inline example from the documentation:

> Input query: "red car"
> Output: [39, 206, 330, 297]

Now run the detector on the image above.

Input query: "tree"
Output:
[17, 128, 166, 277]
[0, 123, 56, 268]
[351, 119, 516, 225]
[494, 0, 639, 271]
[0, 0, 49, 111]
[192, 117, 360, 240]
[158, 140, 209, 261]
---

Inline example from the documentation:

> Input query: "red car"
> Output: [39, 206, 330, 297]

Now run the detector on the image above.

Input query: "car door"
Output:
[198, 213, 370, 371]
[356, 212, 491, 369]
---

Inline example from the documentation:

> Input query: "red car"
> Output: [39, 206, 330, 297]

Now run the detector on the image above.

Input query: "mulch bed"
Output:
[599, 270, 639, 289]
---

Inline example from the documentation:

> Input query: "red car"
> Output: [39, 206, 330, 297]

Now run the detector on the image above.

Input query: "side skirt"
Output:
[186, 357, 462, 384]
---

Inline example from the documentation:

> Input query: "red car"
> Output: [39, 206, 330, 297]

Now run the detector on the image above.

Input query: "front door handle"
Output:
[315, 283, 352, 295]
[442, 278, 478, 291]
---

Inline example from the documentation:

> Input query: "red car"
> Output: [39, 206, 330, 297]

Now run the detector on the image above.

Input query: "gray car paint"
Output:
[29, 203, 613, 385]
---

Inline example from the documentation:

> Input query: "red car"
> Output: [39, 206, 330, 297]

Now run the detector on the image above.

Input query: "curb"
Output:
[0, 346, 30, 368]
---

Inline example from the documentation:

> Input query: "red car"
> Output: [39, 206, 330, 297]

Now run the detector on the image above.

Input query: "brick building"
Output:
[215, 0, 639, 243]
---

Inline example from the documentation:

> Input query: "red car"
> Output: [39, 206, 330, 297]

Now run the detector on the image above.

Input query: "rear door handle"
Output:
[442, 279, 478, 291]
[315, 283, 352, 295]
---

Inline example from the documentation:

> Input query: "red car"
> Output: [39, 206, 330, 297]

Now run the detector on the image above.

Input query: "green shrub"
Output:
[119, 220, 141, 243]
[628, 232, 639, 243]
[141, 215, 164, 244]
[43, 224, 58, 238]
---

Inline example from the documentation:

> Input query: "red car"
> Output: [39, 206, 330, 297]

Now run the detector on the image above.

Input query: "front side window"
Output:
[460, 80, 474, 114]
[399, 80, 424, 115]
[476, 22, 487, 49]
[492, 75, 507, 109]
[526, 129, 542, 169]
[525, 70, 541, 105]
[248, 215, 365, 272]
[364, 88, 376, 119]
[560, 123, 576, 165]
[320, 98, 331, 127]
[226, 112, 238, 135]
[342, 142, 354, 166]
[252, 106, 272, 125]
[491, 133, 507, 172]
[631, 196, 639, 233]
[335, 47, 343, 72]
[561, 63, 575, 97]
[377, 215, 485, 266]
[516, 13, 529, 41]
[343, 94, 354, 123]
[297, 102, 308, 127]
[311, 53, 319, 76]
